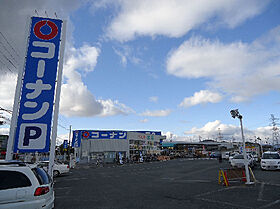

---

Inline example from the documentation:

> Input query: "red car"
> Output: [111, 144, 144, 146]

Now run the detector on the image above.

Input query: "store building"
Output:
[72, 130, 165, 163]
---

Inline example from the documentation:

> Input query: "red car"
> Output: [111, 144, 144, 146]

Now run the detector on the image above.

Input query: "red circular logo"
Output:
[34, 20, 58, 40]
[82, 131, 90, 138]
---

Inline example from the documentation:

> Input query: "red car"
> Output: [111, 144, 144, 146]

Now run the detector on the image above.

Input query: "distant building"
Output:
[72, 130, 165, 163]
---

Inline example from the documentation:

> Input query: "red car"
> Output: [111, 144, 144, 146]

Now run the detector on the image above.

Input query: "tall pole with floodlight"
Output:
[230, 109, 251, 184]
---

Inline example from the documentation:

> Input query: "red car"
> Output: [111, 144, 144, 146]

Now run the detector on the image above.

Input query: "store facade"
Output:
[72, 130, 165, 163]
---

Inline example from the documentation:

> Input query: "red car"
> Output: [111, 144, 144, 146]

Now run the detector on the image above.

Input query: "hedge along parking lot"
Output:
[54, 159, 280, 209]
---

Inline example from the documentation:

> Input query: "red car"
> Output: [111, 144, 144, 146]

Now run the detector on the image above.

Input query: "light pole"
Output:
[230, 109, 252, 184]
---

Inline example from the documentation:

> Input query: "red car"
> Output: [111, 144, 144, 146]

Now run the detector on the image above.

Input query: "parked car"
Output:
[260, 151, 280, 170]
[38, 161, 69, 177]
[222, 152, 230, 160]
[210, 152, 221, 158]
[0, 161, 54, 209]
[230, 154, 254, 168]
[228, 152, 239, 163]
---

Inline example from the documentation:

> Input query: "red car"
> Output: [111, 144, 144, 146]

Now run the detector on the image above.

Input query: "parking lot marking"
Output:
[55, 186, 71, 190]
[196, 197, 253, 209]
[194, 186, 237, 198]
[62, 177, 87, 181]
[257, 182, 265, 201]
[258, 199, 280, 209]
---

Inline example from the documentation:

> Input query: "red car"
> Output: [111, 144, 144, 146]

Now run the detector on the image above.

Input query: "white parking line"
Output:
[196, 197, 252, 209]
[257, 182, 265, 201]
[258, 199, 280, 209]
[62, 177, 87, 181]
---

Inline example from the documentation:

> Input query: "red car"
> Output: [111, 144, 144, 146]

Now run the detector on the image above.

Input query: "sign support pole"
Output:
[48, 20, 67, 178]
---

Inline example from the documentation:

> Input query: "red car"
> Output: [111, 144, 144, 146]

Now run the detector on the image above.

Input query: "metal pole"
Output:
[68, 125, 72, 160]
[48, 20, 67, 178]
[239, 117, 251, 184]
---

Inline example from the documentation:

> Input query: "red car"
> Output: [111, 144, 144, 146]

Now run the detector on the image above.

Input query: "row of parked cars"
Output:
[0, 160, 70, 209]
[229, 151, 280, 170]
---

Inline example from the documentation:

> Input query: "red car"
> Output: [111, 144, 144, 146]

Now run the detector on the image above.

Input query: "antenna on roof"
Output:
[45, 11, 48, 17]
[35, 10, 39, 16]
[54, 12, 58, 18]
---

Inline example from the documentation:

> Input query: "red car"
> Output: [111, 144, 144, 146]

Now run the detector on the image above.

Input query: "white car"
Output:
[222, 152, 230, 160]
[0, 161, 54, 209]
[38, 161, 70, 177]
[260, 151, 280, 170]
[230, 154, 254, 168]
[228, 152, 239, 163]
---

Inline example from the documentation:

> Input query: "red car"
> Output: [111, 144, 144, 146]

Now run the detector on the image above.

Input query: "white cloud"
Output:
[163, 131, 177, 140]
[60, 44, 134, 117]
[0, 128, 9, 135]
[184, 120, 272, 142]
[167, 30, 280, 102]
[112, 45, 141, 67]
[179, 90, 222, 108]
[56, 134, 69, 146]
[149, 96, 158, 103]
[140, 118, 148, 123]
[0, 73, 17, 110]
[140, 109, 172, 117]
[105, 0, 268, 41]
[98, 99, 135, 117]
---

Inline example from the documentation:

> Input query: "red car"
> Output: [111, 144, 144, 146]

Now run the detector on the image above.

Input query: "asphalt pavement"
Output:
[54, 159, 280, 209]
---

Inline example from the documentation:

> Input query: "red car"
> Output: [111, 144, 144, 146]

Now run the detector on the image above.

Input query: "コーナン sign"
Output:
[13, 17, 64, 153]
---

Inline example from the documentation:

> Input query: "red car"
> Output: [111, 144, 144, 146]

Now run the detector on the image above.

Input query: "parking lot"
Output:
[54, 159, 280, 209]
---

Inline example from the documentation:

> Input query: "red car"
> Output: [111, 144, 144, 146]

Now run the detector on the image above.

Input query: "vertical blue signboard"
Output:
[14, 17, 63, 153]
[72, 130, 82, 148]
[63, 140, 68, 150]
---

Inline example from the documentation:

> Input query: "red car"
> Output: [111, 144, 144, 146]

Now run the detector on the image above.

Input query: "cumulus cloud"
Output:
[98, 99, 135, 116]
[163, 131, 177, 140]
[60, 44, 134, 117]
[0, 128, 9, 135]
[179, 90, 222, 108]
[104, 0, 268, 41]
[140, 109, 172, 117]
[184, 120, 272, 142]
[0, 73, 17, 110]
[167, 30, 280, 102]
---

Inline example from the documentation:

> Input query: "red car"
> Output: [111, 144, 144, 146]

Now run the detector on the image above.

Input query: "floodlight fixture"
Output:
[230, 109, 242, 119]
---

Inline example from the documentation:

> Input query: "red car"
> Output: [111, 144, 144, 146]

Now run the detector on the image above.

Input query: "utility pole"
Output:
[217, 128, 223, 142]
[68, 125, 72, 166]
[270, 114, 279, 146]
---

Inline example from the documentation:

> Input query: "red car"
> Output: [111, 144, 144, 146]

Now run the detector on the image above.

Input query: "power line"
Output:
[58, 123, 70, 131]
[0, 31, 20, 58]
[0, 50, 18, 70]
[0, 106, 12, 114]
[0, 40, 19, 66]
[0, 56, 14, 73]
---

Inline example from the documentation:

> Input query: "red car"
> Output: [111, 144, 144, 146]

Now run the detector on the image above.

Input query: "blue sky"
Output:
[0, 0, 280, 144]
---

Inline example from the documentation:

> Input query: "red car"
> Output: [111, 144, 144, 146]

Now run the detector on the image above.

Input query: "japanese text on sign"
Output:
[81, 130, 127, 140]
[14, 17, 63, 153]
